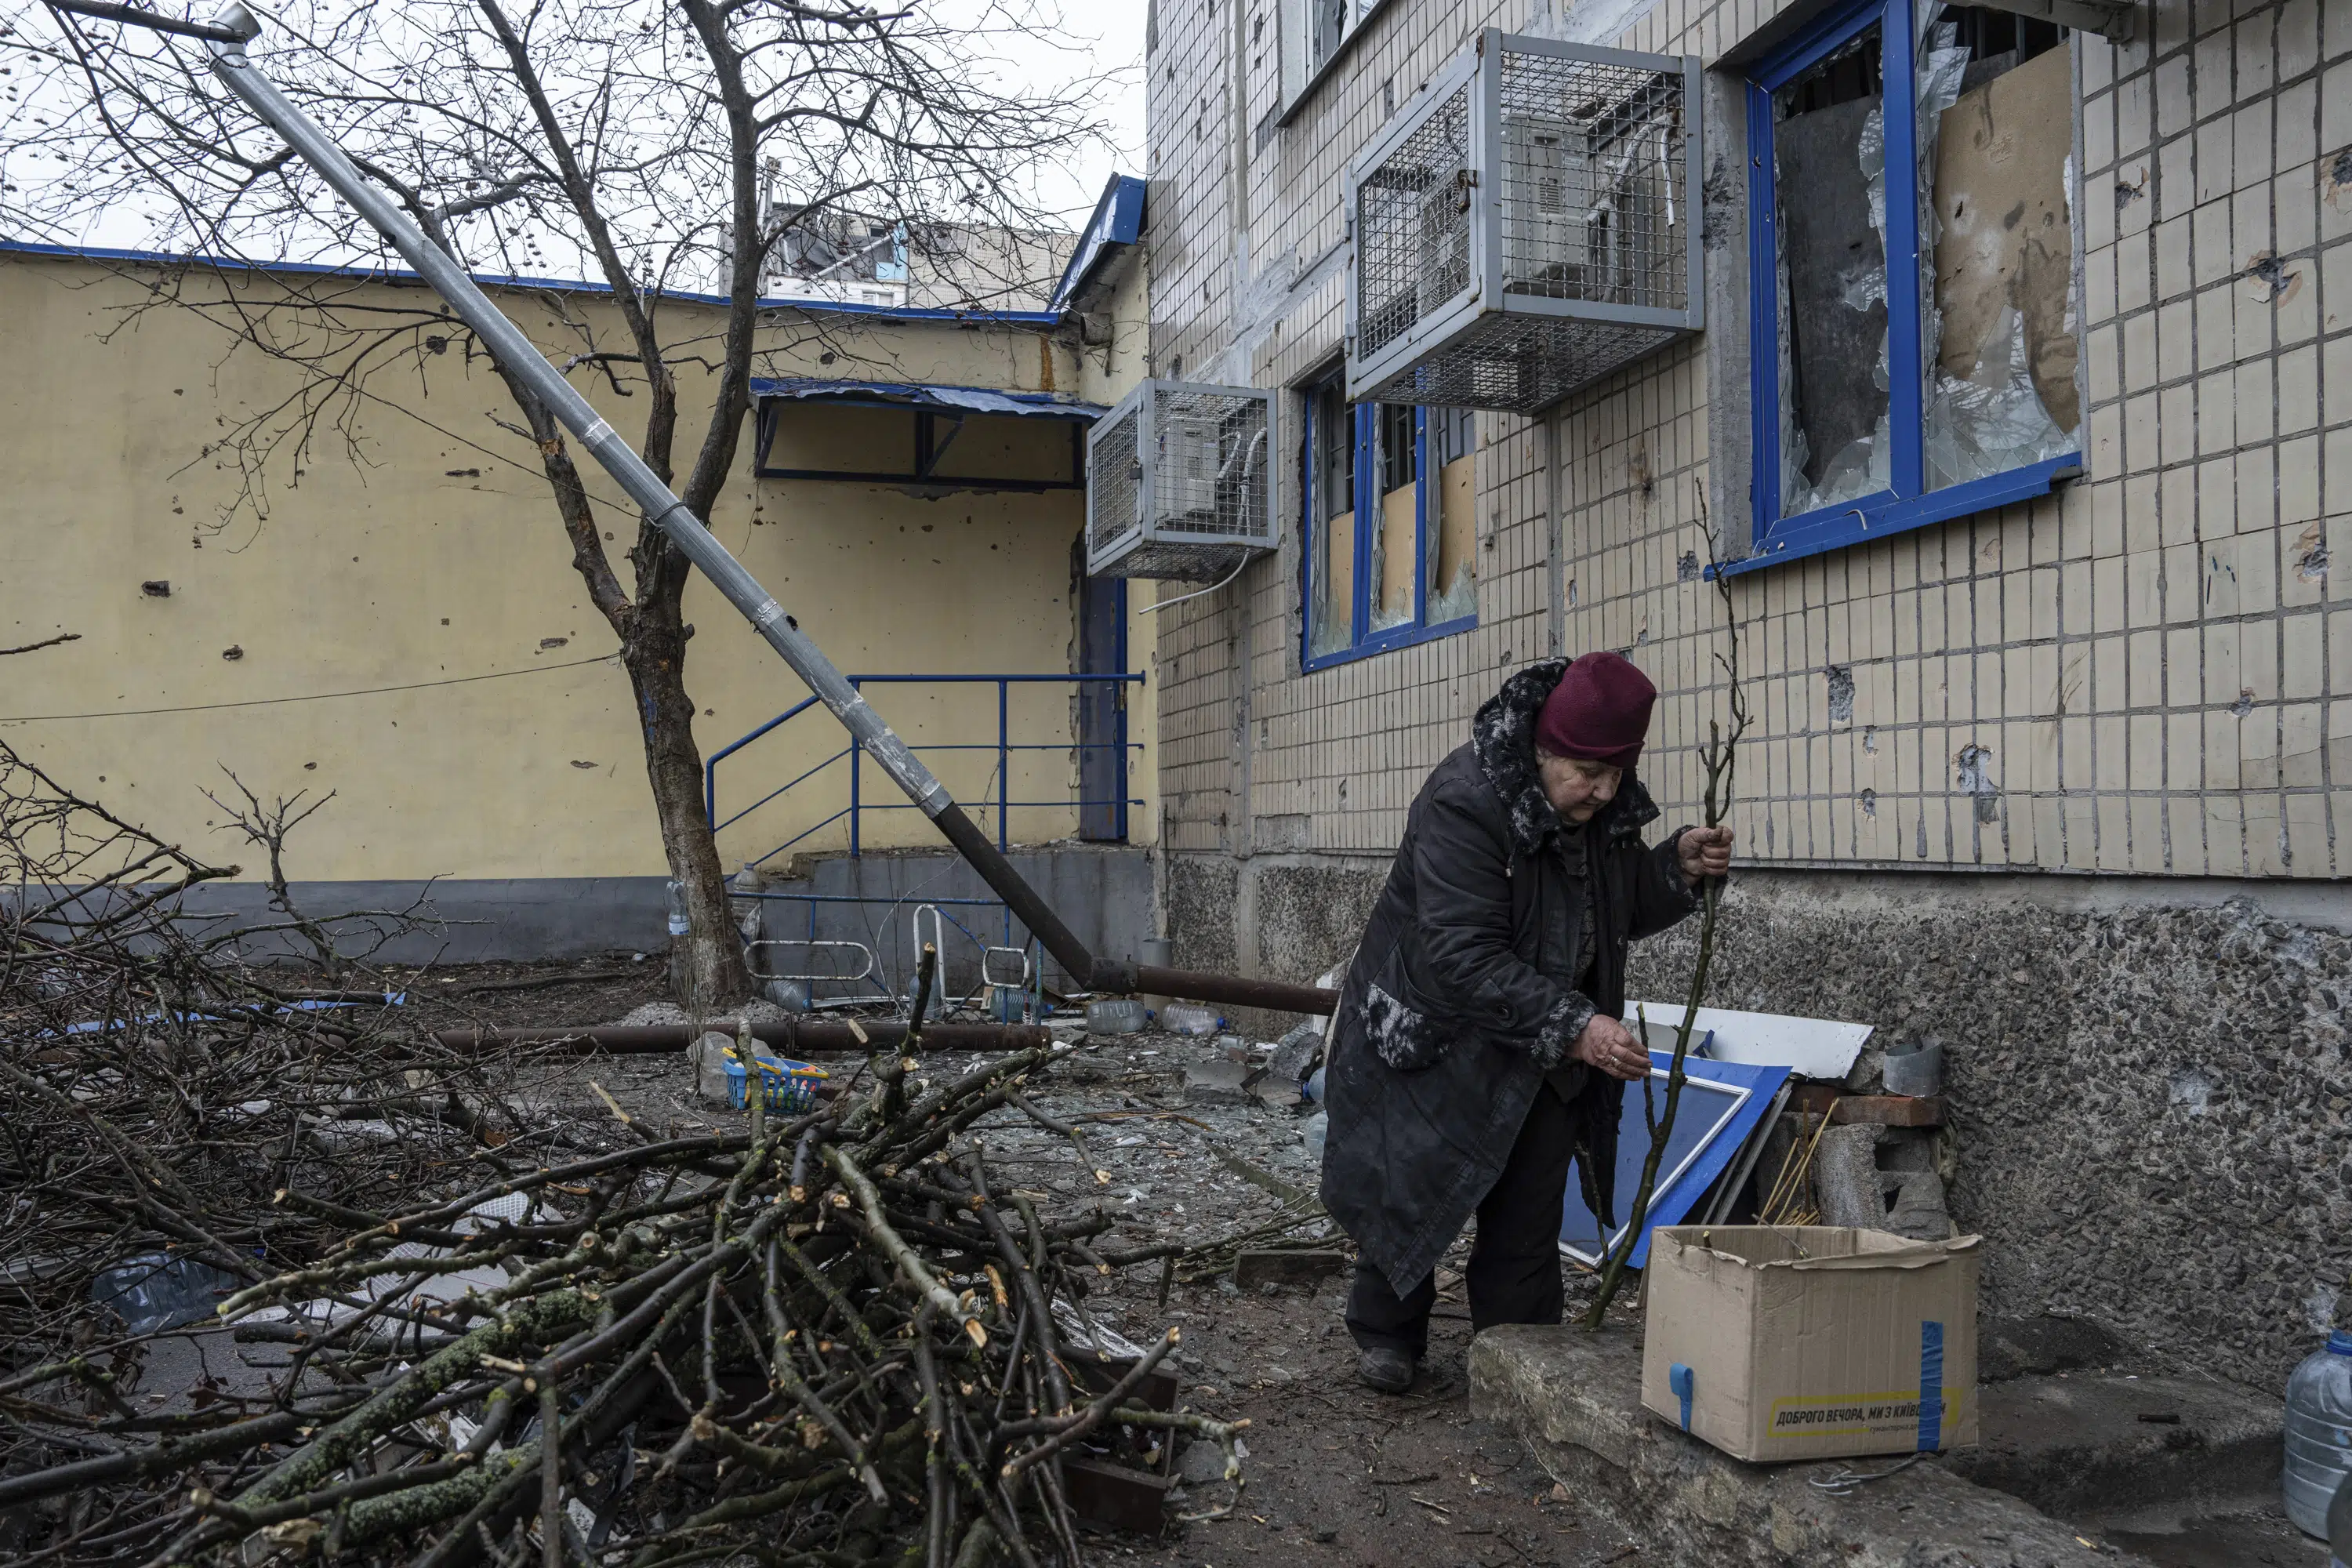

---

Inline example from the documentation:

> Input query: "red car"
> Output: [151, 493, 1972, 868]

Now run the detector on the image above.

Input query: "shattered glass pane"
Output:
[1370, 403, 1417, 633]
[1427, 406, 1477, 624]
[1917, 8, 2082, 491]
[1308, 380, 1355, 658]
[1773, 26, 1891, 518]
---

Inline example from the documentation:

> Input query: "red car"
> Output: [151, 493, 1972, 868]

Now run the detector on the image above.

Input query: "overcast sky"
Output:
[1018, 0, 1147, 227]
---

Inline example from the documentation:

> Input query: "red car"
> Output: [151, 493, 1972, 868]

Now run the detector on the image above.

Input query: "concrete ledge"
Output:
[1468, 1323, 2130, 1567]
[1953, 1369, 2284, 1521]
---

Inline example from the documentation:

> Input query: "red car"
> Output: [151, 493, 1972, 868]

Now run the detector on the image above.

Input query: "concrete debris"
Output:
[1267, 1018, 1323, 1082]
[1183, 1057, 1254, 1100]
[1250, 1074, 1304, 1109]
[1811, 1123, 1887, 1229]
[1813, 1122, 1955, 1240]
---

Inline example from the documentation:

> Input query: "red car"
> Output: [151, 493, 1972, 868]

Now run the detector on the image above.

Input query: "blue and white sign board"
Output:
[1558, 1054, 1794, 1270]
[1624, 1003, 1871, 1081]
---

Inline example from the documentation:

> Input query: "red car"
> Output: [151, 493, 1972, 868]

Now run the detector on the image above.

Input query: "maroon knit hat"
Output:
[1534, 652, 1656, 771]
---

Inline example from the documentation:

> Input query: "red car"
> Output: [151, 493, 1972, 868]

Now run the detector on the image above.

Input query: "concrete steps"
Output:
[1469, 1323, 2124, 1566]
[1468, 1321, 2322, 1567]
[1953, 1368, 2284, 1523]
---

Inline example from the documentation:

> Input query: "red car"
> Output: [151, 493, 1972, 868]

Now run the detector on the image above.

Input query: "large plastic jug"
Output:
[2285, 1330, 2352, 1538]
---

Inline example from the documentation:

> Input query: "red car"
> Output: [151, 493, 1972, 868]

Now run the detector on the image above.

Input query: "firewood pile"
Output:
[0, 746, 1242, 1566]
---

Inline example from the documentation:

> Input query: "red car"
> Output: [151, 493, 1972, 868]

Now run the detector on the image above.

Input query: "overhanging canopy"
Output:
[750, 378, 1104, 419]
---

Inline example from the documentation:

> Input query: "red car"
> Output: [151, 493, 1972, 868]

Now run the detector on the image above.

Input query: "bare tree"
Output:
[0, 0, 1109, 1007]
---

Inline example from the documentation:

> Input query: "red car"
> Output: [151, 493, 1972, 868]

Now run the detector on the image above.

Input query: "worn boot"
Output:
[1356, 1347, 1416, 1394]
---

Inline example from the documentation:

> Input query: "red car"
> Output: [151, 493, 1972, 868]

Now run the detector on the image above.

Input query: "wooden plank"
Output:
[1786, 1086, 1947, 1127]
[1061, 1454, 1173, 1534]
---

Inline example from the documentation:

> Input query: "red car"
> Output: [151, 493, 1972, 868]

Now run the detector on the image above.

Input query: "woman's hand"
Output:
[1570, 1014, 1650, 1081]
[1678, 825, 1734, 886]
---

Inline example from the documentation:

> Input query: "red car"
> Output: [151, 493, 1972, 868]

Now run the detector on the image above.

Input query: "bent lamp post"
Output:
[43, 0, 1334, 1018]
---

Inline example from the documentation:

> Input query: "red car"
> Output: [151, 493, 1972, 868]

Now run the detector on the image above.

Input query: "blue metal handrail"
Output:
[706, 673, 1145, 868]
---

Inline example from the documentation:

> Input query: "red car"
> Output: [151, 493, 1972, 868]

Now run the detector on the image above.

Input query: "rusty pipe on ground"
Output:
[434, 1021, 1054, 1054]
[1086, 961, 1337, 1018]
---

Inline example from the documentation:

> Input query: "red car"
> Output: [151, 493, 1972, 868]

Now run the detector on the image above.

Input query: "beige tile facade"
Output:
[1143, 0, 2352, 880]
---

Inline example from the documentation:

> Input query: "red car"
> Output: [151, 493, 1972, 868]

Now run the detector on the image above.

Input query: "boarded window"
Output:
[1428, 406, 1477, 624]
[1918, 22, 2080, 491]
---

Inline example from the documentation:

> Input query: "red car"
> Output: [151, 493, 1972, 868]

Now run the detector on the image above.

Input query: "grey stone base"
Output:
[161, 877, 674, 964]
[1159, 851, 2352, 1389]
[755, 844, 1154, 1000]
[1468, 1323, 2122, 1567]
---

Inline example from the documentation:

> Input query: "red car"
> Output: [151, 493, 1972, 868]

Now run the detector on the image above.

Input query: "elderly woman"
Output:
[1319, 653, 1733, 1392]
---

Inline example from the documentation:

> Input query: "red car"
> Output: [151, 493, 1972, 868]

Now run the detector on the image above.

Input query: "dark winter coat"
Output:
[1318, 660, 1705, 1294]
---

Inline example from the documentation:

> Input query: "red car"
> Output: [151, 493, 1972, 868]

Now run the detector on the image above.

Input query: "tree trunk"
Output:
[622, 615, 753, 1011]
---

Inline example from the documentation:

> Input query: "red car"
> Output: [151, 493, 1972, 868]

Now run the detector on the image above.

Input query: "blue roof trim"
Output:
[750, 377, 1103, 419]
[0, 237, 1062, 326]
[1047, 175, 1145, 314]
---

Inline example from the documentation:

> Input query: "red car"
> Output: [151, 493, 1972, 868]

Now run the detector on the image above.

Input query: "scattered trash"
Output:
[1162, 1001, 1225, 1035]
[2284, 1330, 2352, 1537]
[1883, 1036, 1944, 1097]
[89, 1253, 244, 1334]
[1184, 1058, 1255, 1101]
[720, 1047, 829, 1112]
[1808, 1454, 1927, 1494]
[1087, 996, 1149, 1034]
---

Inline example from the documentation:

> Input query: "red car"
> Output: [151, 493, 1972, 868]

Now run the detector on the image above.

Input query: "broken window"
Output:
[1300, 380, 1479, 668]
[1918, 12, 2078, 492]
[1308, 377, 1356, 660]
[1428, 406, 1478, 625]
[1280, 0, 1381, 112]
[1371, 401, 1419, 633]
[1741, 2, 2082, 568]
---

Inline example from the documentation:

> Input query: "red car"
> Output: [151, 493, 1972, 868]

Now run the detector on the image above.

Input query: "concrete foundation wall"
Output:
[164, 877, 675, 964]
[1163, 850, 2352, 1387]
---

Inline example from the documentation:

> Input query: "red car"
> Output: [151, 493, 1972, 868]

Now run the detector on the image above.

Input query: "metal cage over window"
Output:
[1347, 31, 1704, 413]
[1083, 379, 1277, 580]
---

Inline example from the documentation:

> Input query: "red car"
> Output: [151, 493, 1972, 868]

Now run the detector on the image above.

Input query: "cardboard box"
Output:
[1641, 1226, 1980, 1463]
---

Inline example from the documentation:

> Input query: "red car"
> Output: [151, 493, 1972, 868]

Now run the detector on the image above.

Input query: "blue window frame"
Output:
[1301, 373, 1478, 670]
[1730, 0, 2082, 575]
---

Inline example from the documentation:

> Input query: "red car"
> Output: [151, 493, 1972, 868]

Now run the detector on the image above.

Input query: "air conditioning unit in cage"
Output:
[1084, 379, 1276, 580]
[1347, 30, 1702, 415]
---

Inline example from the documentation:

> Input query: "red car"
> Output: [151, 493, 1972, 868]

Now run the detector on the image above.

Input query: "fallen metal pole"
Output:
[44, 0, 1338, 1022]
[434, 1021, 1054, 1054]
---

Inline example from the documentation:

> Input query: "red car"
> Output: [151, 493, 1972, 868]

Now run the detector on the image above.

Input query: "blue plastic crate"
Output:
[721, 1049, 828, 1113]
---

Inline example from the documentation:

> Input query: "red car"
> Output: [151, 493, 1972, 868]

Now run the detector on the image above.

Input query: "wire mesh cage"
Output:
[1084, 379, 1276, 580]
[1348, 30, 1702, 414]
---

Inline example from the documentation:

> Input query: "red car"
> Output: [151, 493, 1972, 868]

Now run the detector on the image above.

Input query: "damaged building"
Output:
[1123, 0, 2352, 1396]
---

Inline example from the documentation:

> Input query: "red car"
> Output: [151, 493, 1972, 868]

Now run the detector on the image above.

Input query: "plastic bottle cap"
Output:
[2328, 1330, 2352, 1356]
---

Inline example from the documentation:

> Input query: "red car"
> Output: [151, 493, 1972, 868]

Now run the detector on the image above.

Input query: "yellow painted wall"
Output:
[0, 252, 1138, 884]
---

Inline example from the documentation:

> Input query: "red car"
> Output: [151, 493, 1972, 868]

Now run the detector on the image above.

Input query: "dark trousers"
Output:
[1346, 1079, 1577, 1357]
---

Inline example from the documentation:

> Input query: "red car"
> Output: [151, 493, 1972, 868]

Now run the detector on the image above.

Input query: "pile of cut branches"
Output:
[2, 750, 1227, 1567]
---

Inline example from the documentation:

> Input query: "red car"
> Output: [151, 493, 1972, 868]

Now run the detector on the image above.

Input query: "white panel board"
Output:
[1623, 1001, 1872, 1081]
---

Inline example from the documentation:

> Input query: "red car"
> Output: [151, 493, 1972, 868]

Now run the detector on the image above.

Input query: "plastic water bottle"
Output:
[1301, 1110, 1327, 1163]
[1160, 1002, 1222, 1036]
[2285, 1330, 2352, 1538]
[665, 879, 691, 939]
